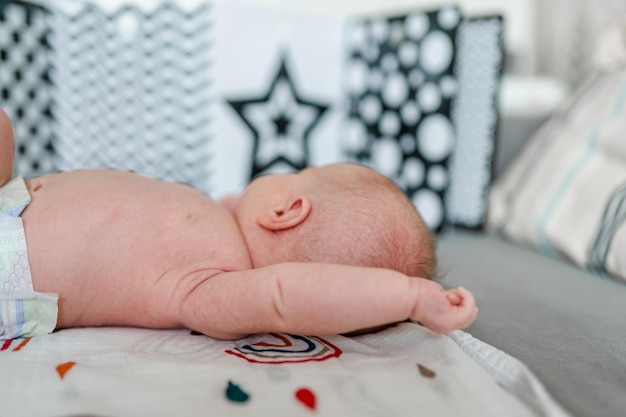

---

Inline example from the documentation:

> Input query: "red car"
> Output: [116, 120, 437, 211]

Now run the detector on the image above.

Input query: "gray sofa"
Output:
[434, 64, 626, 416]
[437, 228, 626, 417]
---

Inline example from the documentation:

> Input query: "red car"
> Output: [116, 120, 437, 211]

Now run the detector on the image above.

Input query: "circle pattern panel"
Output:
[344, 6, 461, 232]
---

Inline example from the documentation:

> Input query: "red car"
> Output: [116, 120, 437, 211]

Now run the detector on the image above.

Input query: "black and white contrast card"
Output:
[344, 6, 461, 232]
[210, 3, 344, 198]
[50, 0, 213, 191]
[447, 16, 504, 229]
[0, 0, 54, 178]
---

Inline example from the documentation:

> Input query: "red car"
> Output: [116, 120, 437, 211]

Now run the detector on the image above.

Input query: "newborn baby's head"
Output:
[234, 163, 435, 278]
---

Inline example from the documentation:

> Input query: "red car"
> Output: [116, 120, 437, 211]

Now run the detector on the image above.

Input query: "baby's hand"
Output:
[411, 280, 478, 334]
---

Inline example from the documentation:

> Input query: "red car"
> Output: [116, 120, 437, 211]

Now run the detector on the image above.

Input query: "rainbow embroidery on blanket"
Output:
[225, 333, 342, 364]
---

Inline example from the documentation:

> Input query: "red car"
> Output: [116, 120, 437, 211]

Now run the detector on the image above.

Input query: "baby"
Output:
[0, 109, 477, 340]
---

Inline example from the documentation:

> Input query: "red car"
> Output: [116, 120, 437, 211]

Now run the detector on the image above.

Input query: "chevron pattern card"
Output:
[210, 3, 344, 198]
[50, 0, 213, 192]
[446, 16, 504, 230]
[0, 0, 54, 178]
[344, 7, 461, 232]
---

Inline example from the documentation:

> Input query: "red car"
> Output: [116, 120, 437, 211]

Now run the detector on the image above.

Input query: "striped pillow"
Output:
[487, 69, 626, 283]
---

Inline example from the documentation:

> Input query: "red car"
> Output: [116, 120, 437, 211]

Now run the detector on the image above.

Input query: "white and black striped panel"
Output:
[447, 16, 504, 229]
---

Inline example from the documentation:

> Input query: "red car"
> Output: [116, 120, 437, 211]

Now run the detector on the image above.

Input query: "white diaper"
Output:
[1, 176, 33, 292]
[0, 177, 58, 340]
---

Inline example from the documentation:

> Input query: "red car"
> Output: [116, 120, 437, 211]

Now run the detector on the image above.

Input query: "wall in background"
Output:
[215, 0, 536, 74]
[46, 0, 536, 74]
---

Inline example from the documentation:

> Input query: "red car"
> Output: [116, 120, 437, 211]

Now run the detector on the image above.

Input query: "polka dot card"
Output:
[0, 0, 54, 178]
[344, 6, 461, 232]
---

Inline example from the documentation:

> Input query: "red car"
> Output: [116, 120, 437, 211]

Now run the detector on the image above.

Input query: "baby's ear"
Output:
[257, 196, 311, 231]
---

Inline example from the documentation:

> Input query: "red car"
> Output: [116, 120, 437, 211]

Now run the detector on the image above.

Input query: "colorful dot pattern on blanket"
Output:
[225, 381, 250, 403]
[223, 381, 318, 411]
[56, 361, 76, 380]
[0, 338, 30, 352]
[295, 387, 317, 411]
[417, 363, 436, 378]
[0, 326, 563, 416]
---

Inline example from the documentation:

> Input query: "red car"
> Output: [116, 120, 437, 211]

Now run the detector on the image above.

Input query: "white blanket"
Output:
[0, 323, 570, 417]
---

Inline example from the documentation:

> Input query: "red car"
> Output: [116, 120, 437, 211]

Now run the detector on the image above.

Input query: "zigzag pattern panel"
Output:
[0, 0, 54, 178]
[51, 1, 212, 191]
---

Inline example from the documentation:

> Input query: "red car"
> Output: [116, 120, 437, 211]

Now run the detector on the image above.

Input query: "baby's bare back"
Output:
[21, 170, 251, 329]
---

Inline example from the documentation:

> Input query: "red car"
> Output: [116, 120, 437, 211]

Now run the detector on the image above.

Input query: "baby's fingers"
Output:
[446, 287, 478, 328]
[447, 287, 475, 307]
[457, 287, 478, 326]
[446, 290, 462, 305]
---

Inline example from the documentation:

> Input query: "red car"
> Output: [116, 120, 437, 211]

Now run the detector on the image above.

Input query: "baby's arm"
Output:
[0, 109, 14, 186]
[178, 263, 477, 339]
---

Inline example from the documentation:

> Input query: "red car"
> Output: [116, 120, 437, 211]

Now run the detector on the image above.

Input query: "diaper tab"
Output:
[0, 292, 58, 340]
[0, 176, 31, 217]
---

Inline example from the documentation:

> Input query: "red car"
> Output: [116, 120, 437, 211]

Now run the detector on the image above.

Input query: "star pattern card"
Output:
[344, 6, 461, 232]
[210, 3, 344, 198]
[50, 0, 213, 191]
[226, 55, 329, 179]
[0, 0, 54, 178]
[446, 16, 504, 229]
